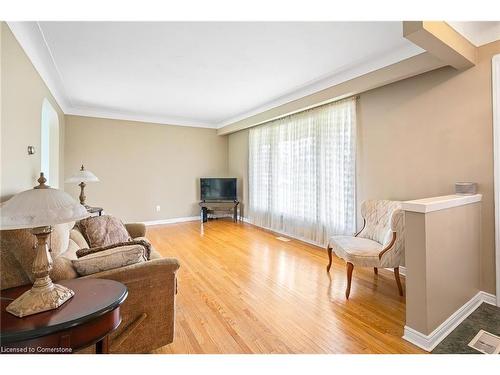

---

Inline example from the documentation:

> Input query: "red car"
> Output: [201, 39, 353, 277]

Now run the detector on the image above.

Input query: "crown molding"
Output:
[7, 21, 71, 112]
[7, 21, 218, 129]
[216, 42, 423, 128]
[65, 106, 218, 129]
[217, 51, 444, 135]
[8, 21, 424, 131]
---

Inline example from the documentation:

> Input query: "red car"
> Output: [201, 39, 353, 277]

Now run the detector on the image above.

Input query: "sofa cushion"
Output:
[77, 215, 131, 248]
[62, 239, 81, 260]
[76, 239, 152, 260]
[72, 244, 148, 276]
[70, 228, 89, 250]
[51, 256, 79, 281]
[0, 244, 30, 290]
[124, 223, 146, 239]
[0, 227, 36, 286]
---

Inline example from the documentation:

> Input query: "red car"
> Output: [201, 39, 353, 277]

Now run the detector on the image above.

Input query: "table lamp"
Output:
[65, 164, 99, 208]
[0, 173, 89, 317]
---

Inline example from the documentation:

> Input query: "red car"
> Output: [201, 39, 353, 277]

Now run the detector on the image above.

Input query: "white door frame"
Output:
[493, 54, 500, 306]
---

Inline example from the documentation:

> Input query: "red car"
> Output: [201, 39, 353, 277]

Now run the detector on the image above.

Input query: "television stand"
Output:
[199, 201, 239, 223]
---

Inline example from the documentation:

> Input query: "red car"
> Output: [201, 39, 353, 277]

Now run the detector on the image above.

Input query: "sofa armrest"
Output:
[125, 223, 146, 238]
[80, 257, 180, 353]
[80, 256, 179, 281]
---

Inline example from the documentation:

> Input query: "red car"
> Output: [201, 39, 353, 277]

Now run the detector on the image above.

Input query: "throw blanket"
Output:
[76, 239, 152, 260]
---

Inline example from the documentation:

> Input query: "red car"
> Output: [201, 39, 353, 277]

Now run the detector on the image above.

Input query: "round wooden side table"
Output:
[0, 279, 127, 354]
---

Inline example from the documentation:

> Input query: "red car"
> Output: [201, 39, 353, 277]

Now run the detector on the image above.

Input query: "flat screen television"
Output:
[200, 178, 237, 201]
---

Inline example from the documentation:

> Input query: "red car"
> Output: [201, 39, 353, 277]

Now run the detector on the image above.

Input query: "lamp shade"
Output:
[0, 180, 89, 230]
[65, 166, 99, 184]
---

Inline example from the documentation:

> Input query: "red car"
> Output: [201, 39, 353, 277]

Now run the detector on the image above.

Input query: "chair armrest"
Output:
[354, 219, 366, 237]
[378, 232, 396, 259]
[125, 223, 146, 238]
[390, 209, 404, 233]
[378, 208, 405, 259]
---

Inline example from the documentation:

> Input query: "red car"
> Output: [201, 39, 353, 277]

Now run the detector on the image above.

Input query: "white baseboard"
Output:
[403, 291, 497, 352]
[143, 216, 199, 226]
[386, 266, 406, 276]
[241, 217, 325, 248]
[145, 213, 245, 226]
[243, 217, 407, 277]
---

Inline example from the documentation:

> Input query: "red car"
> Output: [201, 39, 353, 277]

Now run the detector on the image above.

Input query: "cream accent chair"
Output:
[326, 200, 405, 299]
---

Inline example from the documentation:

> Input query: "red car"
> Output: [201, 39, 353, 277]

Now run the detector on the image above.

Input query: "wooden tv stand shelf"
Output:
[199, 201, 239, 223]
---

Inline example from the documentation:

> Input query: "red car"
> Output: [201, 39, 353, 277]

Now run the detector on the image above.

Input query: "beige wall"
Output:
[228, 41, 500, 294]
[358, 41, 500, 294]
[1, 22, 65, 200]
[228, 129, 249, 217]
[64, 115, 228, 223]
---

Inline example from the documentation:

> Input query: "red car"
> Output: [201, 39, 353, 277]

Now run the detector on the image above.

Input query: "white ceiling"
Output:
[10, 22, 428, 128]
[447, 21, 500, 47]
[8, 22, 500, 129]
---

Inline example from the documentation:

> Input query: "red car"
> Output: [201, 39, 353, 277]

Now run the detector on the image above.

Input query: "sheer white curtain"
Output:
[248, 97, 356, 246]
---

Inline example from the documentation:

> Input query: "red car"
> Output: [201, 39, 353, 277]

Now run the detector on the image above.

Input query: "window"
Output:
[41, 99, 59, 187]
[249, 97, 356, 246]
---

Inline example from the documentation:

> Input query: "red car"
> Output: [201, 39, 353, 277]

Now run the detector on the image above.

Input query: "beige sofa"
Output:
[0, 221, 180, 353]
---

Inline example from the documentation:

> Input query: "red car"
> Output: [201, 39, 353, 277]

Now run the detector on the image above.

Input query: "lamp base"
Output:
[6, 281, 74, 318]
[6, 226, 75, 318]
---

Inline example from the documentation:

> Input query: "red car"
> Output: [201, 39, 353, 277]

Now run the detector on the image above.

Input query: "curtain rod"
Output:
[251, 94, 360, 128]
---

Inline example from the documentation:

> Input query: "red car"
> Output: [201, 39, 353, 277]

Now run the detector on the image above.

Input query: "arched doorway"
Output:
[40, 98, 59, 187]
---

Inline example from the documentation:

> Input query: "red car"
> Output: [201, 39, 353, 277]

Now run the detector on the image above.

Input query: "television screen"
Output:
[200, 178, 237, 201]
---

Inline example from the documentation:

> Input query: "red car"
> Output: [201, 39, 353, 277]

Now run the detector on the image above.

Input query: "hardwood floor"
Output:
[148, 219, 423, 354]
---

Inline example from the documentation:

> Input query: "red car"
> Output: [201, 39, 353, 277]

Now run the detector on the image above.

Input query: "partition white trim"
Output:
[402, 194, 482, 213]
[493, 54, 500, 307]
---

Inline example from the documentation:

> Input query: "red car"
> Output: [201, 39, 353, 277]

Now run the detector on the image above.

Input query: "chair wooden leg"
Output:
[394, 267, 404, 296]
[374, 267, 378, 275]
[346, 262, 354, 299]
[326, 246, 333, 272]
